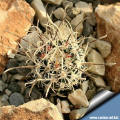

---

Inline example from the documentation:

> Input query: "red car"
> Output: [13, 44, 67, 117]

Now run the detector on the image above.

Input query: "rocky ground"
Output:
[0, 0, 120, 120]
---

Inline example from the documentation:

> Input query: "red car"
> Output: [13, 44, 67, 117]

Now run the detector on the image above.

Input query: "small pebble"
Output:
[8, 82, 21, 93]
[68, 89, 89, 108]
[69, 107, 88, 120]
[0, 80, 6, 92]
[5, 89, 12, 96]
[82, 21, 93, 37]
[63, 0, 73, 9]
[53, 7, 66, 20]
[9, 92, 24, 106]
[61, 100, 70, 114]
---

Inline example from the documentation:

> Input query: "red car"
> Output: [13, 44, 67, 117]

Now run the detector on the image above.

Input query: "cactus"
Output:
[5, 21, 89, 97]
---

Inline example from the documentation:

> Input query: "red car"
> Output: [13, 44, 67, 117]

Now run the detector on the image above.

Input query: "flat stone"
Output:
[69, 107, 88, 120]
[95, 3, 120, 92]
[0, 99, 63, 120]
[9, 92, 24, 106]
[53, 8, 66, 20]
[87, 49, 105, 76]
[95, 40, 111, 58]
[68, 89, 89, 108]
[71, 13, 84, 36]
[0, 0, 35, 73]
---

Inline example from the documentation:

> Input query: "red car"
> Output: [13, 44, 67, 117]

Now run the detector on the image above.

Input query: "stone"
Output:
[31, 0, 52, 27]
[2, 73, 8, 82]
[6, 59, 19, 74]
[86, 89, 96, 100]
[53, 8, 66, 20]
[62, 0, 73, 9]
[87, 49, 105, 76]
[0, 99, 63, 120]
[12, 74, 24, 81]
[67, 7, 81, 18]
[1, 95, 9, 103]
[0, 95, 9, 107]
[5, 89, 12, 96]
[71, 13, 84, 36]
[75, 1, 93, 15]
[68, 89, 89, 108]
[0, 80, 6, 92]
[42, 0, 63, 5]
[17, 81, 26, 94]
[56, 99, 63, 117]
[15, 54, 27, 62]
[86, 36, 96, 48]
[9, 92, 24, 106]
[24, 87, 41, 102]
[86, 13, 96, 26]
[8, 82, 21, 93]
[0, 0, 35, 74]
[82, 21, 93, 37]
[95, 3, 120, 92]
[95, 40, 112, 58]
[91, 75, 106, 87]
[81, 80, 89, 93]
[69, 107, 88, 120]
[61, 100, 70, 114]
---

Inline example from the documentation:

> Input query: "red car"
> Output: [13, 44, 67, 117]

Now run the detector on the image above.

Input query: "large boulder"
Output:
[0, 98, 63, 120]
[95, 3, 120, 92]
[0, 0, 35, 73]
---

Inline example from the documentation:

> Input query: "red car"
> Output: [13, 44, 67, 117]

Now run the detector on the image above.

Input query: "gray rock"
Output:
[82, 21, 93, 37]
[0, 80, 6, 92]
[1, 94, 9, 102]
[0, 95, 9, 107]
[2, 73, 8, 82]
[24, 87, 41, 102]
[9, 92, 24, 106]
[6, 59, 19, 74]
[8, 82, 21, 93]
